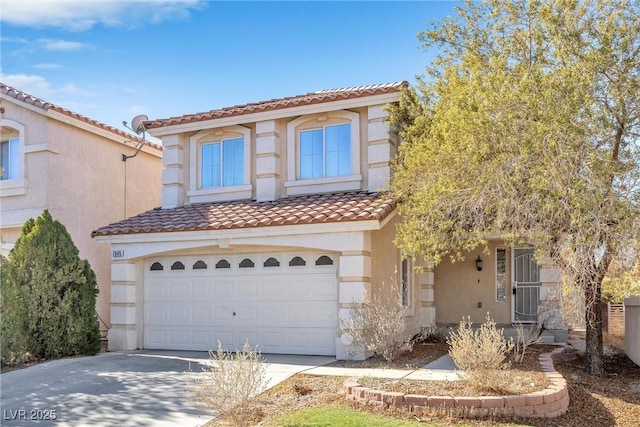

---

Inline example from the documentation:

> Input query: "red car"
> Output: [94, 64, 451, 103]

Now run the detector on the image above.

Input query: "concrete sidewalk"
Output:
[301, 354, 461, 381]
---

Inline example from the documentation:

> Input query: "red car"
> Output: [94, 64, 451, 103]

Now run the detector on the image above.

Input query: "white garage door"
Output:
[143, 253, 338, 355]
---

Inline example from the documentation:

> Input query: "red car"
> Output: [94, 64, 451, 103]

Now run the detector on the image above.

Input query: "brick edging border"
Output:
[342, 347, 569, 418]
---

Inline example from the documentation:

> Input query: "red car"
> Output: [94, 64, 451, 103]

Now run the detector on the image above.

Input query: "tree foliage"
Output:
[0, 210, 100, 365]
[389, 0, 640, 375]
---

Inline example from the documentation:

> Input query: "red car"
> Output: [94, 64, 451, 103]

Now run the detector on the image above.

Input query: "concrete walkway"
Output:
[302, 354, 461, 381]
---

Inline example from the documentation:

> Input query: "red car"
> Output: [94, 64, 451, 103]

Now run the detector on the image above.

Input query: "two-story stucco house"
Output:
[93, 82, 565, 359]
[0, 83, 162, 338]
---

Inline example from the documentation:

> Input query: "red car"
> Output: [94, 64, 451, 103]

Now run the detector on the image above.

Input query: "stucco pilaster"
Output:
[255, 120, 281, 202]
[108, 260, 142, 351]
[367, 105, 395, 191]
[161, 134, 185, 209]
[418, 264, 436, 326]
[337, 238, 372, 360]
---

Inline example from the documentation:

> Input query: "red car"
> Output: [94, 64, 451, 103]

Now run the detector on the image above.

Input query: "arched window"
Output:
[150, 262, 164, 271]
[315, 255, 333, 266]
[171, 261, 185, 270]
[263, 257, 280, 267]
[215, 259, 231, 269]
[193, 260, 208, 270]
[289, 256, 306, 267]
[239, 258, 255, 268]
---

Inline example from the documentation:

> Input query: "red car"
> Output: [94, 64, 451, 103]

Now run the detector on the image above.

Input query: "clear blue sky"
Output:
[1, 1, 459, 135]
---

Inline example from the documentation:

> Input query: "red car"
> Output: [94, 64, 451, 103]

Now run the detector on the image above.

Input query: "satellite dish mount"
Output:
[121, 114, 149, 162]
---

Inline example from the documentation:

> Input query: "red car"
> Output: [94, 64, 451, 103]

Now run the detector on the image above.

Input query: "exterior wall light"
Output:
[475, 255, 483, 272]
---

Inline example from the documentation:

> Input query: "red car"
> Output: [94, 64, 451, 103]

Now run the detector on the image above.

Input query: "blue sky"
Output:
[1, 1, 459, 136]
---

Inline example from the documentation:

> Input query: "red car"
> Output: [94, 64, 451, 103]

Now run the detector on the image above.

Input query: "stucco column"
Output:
[108, 261, 140, 351]
[418, 263, 436, 327]
[255, 120, 281, 202]
[161, 134, 185, 209]
[337, 242, 372, 360]
[367, 105, 395, 191]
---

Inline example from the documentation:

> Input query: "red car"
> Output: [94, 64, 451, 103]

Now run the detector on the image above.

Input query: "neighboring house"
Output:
[93, 82, 565, 359]
[0, 83, 163, 338]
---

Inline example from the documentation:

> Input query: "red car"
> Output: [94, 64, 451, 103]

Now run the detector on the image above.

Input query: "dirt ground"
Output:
[209, 333, 640, 426]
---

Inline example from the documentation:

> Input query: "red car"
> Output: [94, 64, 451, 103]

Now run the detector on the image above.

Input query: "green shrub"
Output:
[0, 210, 100, 365]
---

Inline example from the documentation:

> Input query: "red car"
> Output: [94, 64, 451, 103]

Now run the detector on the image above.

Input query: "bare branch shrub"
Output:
[340, 278, 412, 362]
[448, 314, 514, 373]
[190, 341, 268, 427]
[512, 322, 541, 364]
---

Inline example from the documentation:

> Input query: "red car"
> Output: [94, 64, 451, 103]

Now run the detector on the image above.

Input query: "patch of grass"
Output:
[264, 404, 533, 427]
[264, 404, 422, 426]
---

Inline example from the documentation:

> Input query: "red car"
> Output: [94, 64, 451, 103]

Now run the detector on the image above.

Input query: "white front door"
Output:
[512, 247, 541, 323]
[143, 253, 338, 355]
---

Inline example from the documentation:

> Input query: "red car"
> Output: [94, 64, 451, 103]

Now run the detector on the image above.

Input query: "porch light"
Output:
[475, 255, 483, 272]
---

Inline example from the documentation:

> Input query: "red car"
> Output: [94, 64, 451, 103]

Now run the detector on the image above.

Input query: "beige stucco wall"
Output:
[371, 215, 423, 338]
[434, 241, 512, 325]
[0, 100, 162, 335]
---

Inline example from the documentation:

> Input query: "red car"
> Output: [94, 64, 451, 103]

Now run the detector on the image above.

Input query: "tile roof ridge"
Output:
[0, 82, 161, 152]
[144, 81, 408, 129]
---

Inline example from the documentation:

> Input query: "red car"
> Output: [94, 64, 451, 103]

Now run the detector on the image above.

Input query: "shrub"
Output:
[340, 278, 412, 362]
[1, 211, 100, 365]
[447, 314, 513, 373]
[191, 341, 268, 427]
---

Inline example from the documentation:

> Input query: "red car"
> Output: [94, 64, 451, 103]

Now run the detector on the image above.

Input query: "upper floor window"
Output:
[0, 120, 26, 197]
[201, 137, 244, 188]
[188, 125, 252, 203]
[299, 124, 350, 179]
[0, 137, 20, 180]
[286, 110, 361, 196]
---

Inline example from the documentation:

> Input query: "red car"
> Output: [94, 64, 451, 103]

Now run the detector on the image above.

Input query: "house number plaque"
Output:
[112, 250, 124, 258]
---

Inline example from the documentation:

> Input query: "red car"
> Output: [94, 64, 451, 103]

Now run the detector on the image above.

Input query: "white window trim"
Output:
[189, 125, 252, 202]
[0, 119, 26, 197]
[286, 110, 361, 195]
[401, 255, 415, 316]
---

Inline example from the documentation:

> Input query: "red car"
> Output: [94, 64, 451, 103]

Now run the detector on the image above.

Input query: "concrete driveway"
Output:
[0, 350, 334, 427]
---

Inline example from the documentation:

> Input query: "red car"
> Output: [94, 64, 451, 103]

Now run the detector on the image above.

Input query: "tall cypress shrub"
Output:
[0, 210, 100, 364]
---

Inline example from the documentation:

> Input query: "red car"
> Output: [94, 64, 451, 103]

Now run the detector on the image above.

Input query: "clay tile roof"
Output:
[0, 83, 161, 152]
[144, 81, 408, 129]
[92, 191, 396, 237]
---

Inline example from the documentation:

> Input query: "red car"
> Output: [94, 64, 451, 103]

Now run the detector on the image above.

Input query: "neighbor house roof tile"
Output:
[144, 81, 407, 129]
[0, 83, 161, 152]
[92, 191, 396, 237]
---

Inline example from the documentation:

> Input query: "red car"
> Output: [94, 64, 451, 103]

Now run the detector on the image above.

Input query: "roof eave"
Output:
[146, 92, 402, 137]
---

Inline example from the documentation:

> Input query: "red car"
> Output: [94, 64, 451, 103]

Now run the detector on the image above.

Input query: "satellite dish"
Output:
[130, 114, 148, 135]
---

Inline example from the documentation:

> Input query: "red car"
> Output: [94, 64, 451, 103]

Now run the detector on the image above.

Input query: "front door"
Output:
[512, 247, 541, 323]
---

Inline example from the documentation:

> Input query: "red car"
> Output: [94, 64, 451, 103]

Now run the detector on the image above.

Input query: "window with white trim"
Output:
[401, 256, 413, 308]
[0, 137, 20, 180]
[496, 247, 507, 301]
[299, 123, 350, 179]
[201, 137, 244, 188]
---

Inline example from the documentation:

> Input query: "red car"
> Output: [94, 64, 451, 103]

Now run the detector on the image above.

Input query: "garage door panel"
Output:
[169, 281, 189, 298]
[192, 280, 211, 298]
[144, 254, 337, 355]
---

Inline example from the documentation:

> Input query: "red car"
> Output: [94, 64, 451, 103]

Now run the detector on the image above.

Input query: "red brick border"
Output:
[342, 347, 569, 419]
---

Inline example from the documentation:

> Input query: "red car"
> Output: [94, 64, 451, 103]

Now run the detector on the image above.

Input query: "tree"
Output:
[0, 210, 100, 364]
[389, 0, 639, 375]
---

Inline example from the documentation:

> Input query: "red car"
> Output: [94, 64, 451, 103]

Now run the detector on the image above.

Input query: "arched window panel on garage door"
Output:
[315, 255, 334, 266]
[215, 259, 231, 269]
[171, 261, 185, 270]
[193, 260, 208, 270]
[239, 258, 255, 268]
[263, 257, 280, 267]
[150, 262, 164, 271]
[289, 256, 306, 267]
